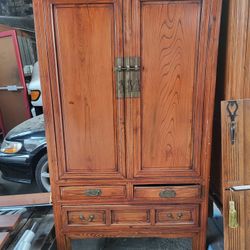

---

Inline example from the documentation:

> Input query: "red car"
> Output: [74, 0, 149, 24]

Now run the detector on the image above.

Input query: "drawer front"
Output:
[134, 185, 201, 201]
[155, 205, 199, 227]
[62, 205, 199, 230]
[66, 209, 106, 226]
[111, 209, 150, 225]
[60, 186, 126, 200]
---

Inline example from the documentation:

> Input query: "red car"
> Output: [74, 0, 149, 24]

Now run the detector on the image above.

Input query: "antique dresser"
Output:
[33, 0, 222, 249]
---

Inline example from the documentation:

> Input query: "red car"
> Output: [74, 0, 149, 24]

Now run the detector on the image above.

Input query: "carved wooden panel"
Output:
[46, 1, 125, 179]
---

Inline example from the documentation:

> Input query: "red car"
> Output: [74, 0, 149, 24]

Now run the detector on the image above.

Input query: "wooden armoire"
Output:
[33, 0, 222, 249]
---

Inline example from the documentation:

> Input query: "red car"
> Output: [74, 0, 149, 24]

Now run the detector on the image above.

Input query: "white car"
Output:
[28, 62, 43, 116]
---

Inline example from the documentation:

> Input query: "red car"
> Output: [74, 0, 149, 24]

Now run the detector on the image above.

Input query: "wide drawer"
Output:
[155, 205, 199, 227]
[133, 185, 201, 201]
[60, 185, 127, 200]
[65, 208, 106, 227]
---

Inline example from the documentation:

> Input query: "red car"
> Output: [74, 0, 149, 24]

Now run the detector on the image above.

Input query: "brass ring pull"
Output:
[79, 214, 95, 223]
[167, 213, 174, 219]
[176, 213, 183, 220]
[88, 214, 95, 222]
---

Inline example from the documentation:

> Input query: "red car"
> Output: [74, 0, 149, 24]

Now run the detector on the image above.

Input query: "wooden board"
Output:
[0, 193, 51, 207]
[0, 232, 9, 249]
[0, 214, 21, 230]
[221, 99, 250, 250]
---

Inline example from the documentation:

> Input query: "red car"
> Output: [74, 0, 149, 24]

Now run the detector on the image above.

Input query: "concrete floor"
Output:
[0, 171, 40, 195]
[72, 238, 192, 250]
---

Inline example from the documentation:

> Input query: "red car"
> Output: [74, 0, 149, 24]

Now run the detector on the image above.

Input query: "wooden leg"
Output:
[192, 232, 206, 250]
[55, 231, 68, 250]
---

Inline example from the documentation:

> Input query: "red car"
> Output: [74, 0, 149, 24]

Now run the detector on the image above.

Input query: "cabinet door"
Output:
[42, 0, 125, 179]
[129, 0, 212, 178]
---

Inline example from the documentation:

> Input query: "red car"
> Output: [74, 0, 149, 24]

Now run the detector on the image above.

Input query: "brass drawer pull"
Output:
[167, 212, 183, 220]
[167, 213, 174, 219]
[176, 213, 183, 220]
[79, 214, 95, 223]
[159, 189, 176, 198]
[84, 189, 102, 197]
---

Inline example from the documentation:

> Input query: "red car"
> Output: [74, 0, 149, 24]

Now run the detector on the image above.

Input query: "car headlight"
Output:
[30, 90, 41, 101]
[0, 140, 22, 154]
[24, 138, 46, 152]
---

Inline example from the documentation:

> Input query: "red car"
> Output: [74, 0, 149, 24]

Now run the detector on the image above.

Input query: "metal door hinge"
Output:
[115, 57, 140, 98]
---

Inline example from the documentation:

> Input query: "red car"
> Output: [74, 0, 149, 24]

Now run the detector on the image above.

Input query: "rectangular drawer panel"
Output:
[61, 186, 126, 200]
[67, 209, 106, 226]
[155, 205, 199, 227]
[111, 209, 150, 225]
[134, 185, 201, 201]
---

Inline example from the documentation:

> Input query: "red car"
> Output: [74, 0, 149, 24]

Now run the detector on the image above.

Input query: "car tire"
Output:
[35, 154, 50, 192]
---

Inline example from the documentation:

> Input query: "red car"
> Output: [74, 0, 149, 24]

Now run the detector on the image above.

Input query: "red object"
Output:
[0, 109, 5, 137]
[0, 30, 30, 119]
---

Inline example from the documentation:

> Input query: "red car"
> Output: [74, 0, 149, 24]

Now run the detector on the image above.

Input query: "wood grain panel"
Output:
[51, 3, 125, 178]
[60, 185, 127, 201]
[140, 3, 199, 171]
[155, 205, 198, 227]
[111, 209, 150, 225]
[0, 232, 9, 249]
[222, 100, 250, 250]
[223, 0, 250, 99]
[0, 214, 21, 230]
[211, 0, 250, 207]
[0, 193, 51, 207]
[67, 210, 106, 226]
[134, 185, 201, 201]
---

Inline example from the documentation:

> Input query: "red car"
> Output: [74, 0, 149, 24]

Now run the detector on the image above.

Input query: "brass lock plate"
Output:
[115, 57, 125, 99]
[124, 57, 140, 98]
[115, 57, 140, 98]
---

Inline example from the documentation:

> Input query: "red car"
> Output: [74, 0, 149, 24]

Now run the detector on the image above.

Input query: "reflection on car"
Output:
[0, 115, 50, 192]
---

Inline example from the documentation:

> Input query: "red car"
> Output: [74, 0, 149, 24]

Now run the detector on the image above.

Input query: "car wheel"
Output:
[35, 154, 50, 192]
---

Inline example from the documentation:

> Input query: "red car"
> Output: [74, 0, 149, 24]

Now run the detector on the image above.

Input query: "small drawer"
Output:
[66, 209, 106, 226]
[60, 185, 127, 200]
[133, 185, 201, 201]
[111, 209, 150, 225]
[155, 205, 199, 227]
